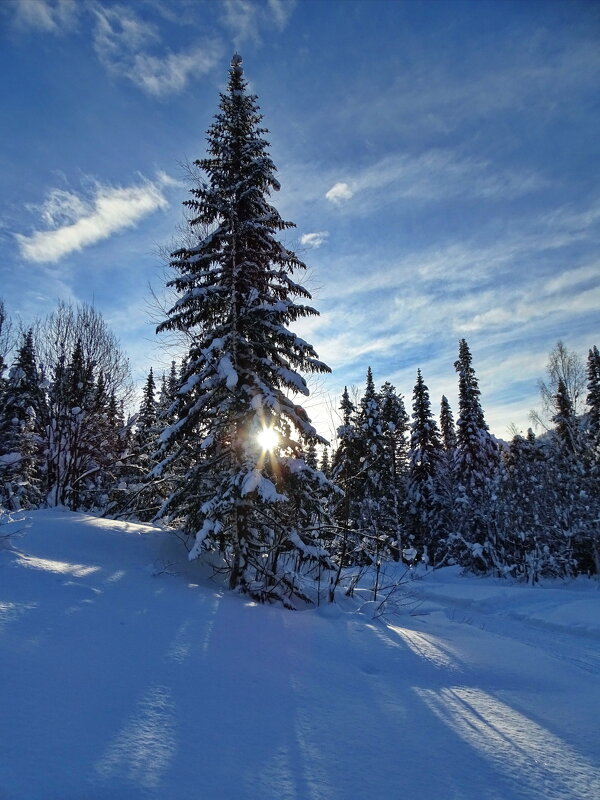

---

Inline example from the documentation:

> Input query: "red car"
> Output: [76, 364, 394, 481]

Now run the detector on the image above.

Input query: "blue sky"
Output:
[1, 0, 599, 439]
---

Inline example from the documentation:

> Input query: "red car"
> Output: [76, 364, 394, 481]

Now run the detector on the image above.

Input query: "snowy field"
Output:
[1, 510, 599, 800]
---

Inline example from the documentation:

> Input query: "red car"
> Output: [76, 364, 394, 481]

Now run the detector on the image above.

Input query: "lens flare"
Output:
[257, 427, 279, 452]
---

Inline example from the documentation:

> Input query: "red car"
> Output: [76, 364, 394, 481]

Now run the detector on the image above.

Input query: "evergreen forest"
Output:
[1, 56, 598, 606]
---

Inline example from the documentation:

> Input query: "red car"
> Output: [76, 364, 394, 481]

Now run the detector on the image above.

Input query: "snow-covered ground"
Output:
[1, 510, 599, 800]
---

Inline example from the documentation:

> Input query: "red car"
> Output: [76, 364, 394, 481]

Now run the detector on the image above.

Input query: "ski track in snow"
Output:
[0, 510, 599, 800]
[407, 577, 600, 676]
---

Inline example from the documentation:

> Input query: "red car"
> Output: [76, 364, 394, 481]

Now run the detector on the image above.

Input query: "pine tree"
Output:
[587, 346, 600, 461]
[46, 340, 93, 508]
[0, 330, 45, 510]
[440, 395, 457, 455]
[550, 375, 597, 575]
[406, 370, 445, 564]
[437, 394, 457, 552]
[134, 369, 158, 455]
[119, 368, 163, 520]
[45, 338, 121, 510]
[453, 339, 501, 571]
[498, 431, 553, 582]
[552, 378, 581, 455]
[304, 437, 318, 469]
[583, 346, 600, 573]
[153, 54, 333, 605]
[331, 387, 360, 533]
[320, 446, 330, 477]
[379, 381, 409, 557]
[353, 368, 396, 570]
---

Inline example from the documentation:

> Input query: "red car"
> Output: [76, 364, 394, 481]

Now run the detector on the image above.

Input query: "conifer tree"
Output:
[320, 446, 330, 477]
[453, 339, 500, 570]
[499, 431, 551, 582]
[135, 368, 158, 455]
[379, 381, 409, 557]
[118, 368, 163, 520]
[46, 340, 93, 508]
[353, 367, 396, 567]
[587, 346, 600, 452]
[331, 386, 361, 535]
[550, 376, 597, 575]
[437, 394, 458, 546]
[153, 54, 333, 604]
[406, 370, 445, 564]
[552, 378, 581, 455]
[0, 329, 45, 509]
[584, 346, 600, 573]
[305, 437, 318, 469]
[440, 395, 457, 455]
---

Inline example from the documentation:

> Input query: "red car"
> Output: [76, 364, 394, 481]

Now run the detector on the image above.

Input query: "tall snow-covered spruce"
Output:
[154, 55, 333, 605]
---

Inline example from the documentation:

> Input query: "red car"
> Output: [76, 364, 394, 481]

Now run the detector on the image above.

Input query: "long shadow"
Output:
[3, 518, 598, 800]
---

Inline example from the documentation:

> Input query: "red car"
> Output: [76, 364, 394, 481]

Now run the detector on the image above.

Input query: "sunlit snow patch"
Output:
[15, 554, 99, 577]
[414, 686, 600, 800]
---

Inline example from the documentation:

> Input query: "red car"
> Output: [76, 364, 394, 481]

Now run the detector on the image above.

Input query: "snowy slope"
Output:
[1, 510, 599, 800]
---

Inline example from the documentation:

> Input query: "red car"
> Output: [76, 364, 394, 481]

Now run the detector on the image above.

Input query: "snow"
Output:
[0, 451, 21, 465]
[1, 510, 599, 800]
[217, 354, 238, 389]
[241, 469, 286, 501]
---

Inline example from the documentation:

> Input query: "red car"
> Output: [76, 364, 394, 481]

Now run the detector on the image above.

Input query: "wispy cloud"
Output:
[324, 150, 546, 209]
[313, 199, 600, 305]
[16, 175, 173, 263]
[300, 231, 329, 249]
[340, 35, 600, 143]
[10, 0, 78, 33]
[221, 0, 296, 45]
[92, 4, 222, 96]
[267, 0, 296, 30]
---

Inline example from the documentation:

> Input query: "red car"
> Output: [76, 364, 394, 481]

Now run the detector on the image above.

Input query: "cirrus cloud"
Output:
[9, 0, 78, 33]
[15, 176, 171, 263]
[92, 5, 222, 97]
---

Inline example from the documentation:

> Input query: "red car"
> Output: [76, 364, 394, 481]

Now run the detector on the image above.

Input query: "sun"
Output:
[257, 427, 279, 452]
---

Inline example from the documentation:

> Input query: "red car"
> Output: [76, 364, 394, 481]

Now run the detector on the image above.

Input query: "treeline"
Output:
[326, 339, 600, 585]
[0, 301, 133, 512]
[1, 293, 598, 584]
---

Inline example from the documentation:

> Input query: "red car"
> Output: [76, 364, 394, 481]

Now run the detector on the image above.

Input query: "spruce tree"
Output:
[120, 368, 163, 520]
[305, 437, 318, 469]
[440, 395, 457, 455]
[437, 394, 458, 551]
[584, 346, 600, 573]
[134, 369, 158, 457]
[552, 378, 581, 455]
[154, 55, 332, 605]
[331, 386, 361, 535]
[550, 376, 596, 575]
[585, 346, 600, 557]
[453, 339, 500, 571]
[587, 346, 600, 452]
[406, 370, 445, 564]
[499, 431, 551, 582]
[379, 381, 409, 557]
[0, 329, 45, 510]
[353, 367, 395, 568]
[320, 446, 330, 477]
